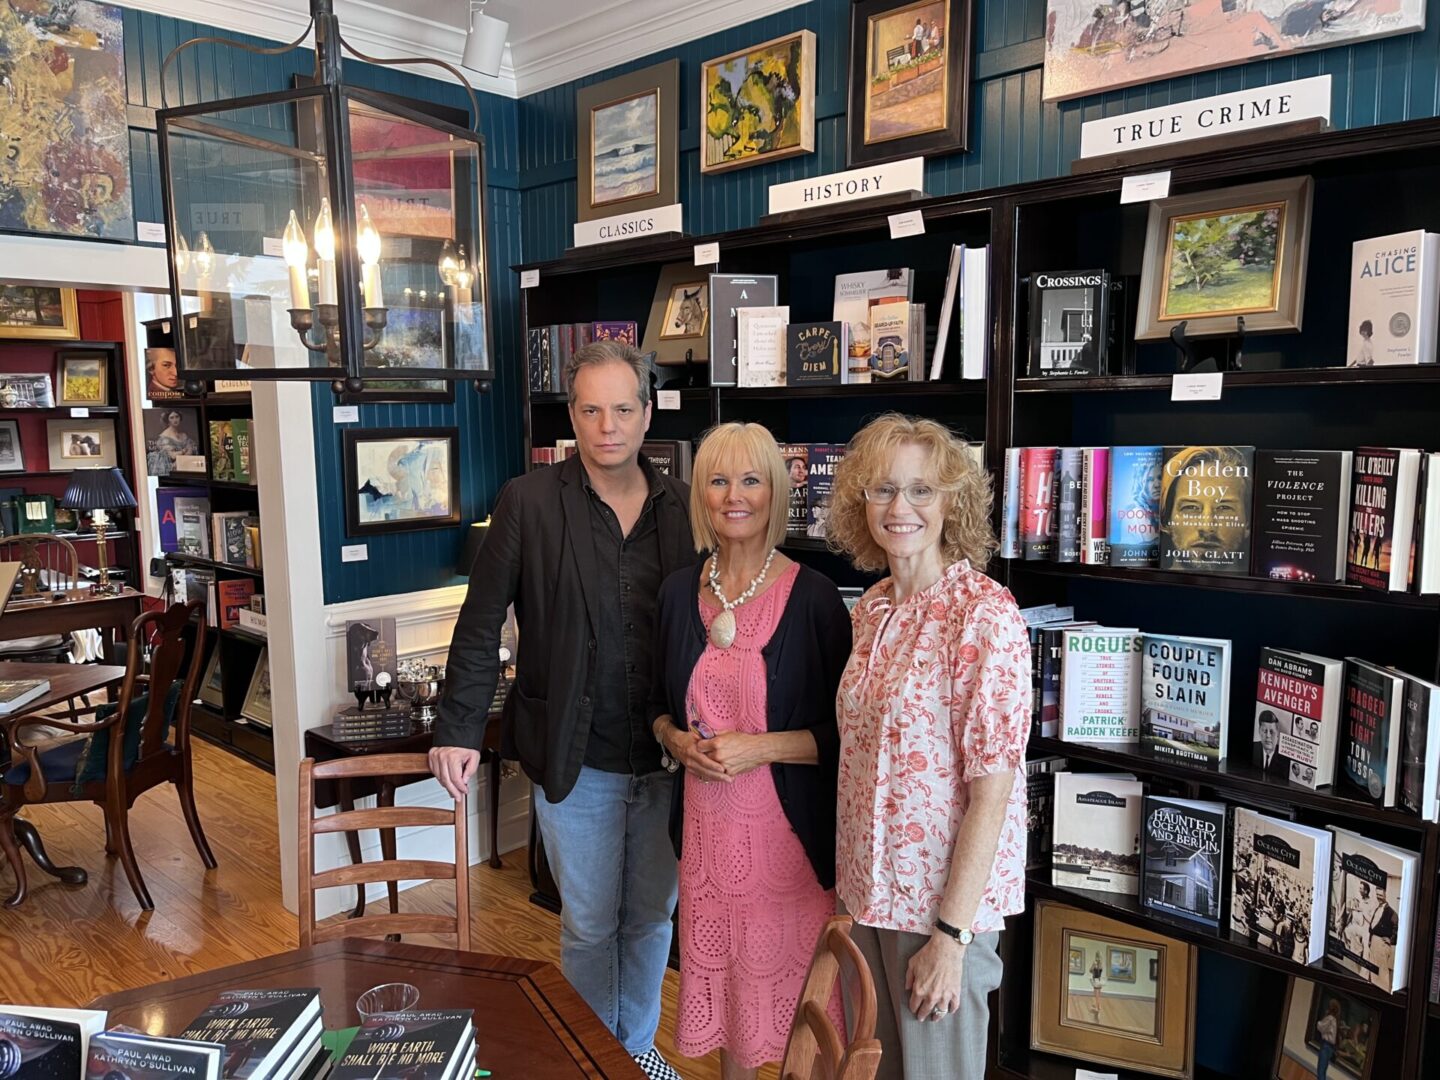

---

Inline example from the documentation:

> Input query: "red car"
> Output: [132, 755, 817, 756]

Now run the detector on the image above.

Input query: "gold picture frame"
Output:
[1031, 901, 1197, 1079]
[0, 286, 80, 340]
[700, 30, 816, 175]
[199, 643, 225, 709]
[57, 350, 109, 407]
[241, 648, 273, 727]
[1135, 176, 1313, 341]
[659, 281, 709, 341]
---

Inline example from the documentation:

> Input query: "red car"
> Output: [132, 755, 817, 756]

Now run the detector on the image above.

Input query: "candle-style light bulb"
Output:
[313, 198, 337, 306]
[193, 231, 215, 279]
[174, 232, 191, 275]
[283, 210, 310, 310]
[356, 203, 384, 308]
[438, 238, 460, 286]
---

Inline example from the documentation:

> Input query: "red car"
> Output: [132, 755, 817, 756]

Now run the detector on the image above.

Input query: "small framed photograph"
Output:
[659, 281, 709, 340]
[241, 648, 273, 727]
[45, 418, 118, 470]
[0, 285, 79, 340]
[57, 350, 109, 406]
[1273, 978, 1379, 1080]
[1135, 176, 1313, 341]
[1031, 900, 1197, 1079]
[0, 373, 55, 409]
[199, 644, 225, 709]
[0, 420, 24, 473]
[342, 427, 461, 537]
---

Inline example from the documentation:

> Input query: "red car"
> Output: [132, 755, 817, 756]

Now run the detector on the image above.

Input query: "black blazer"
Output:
[649, 559, 852, 889]
[435, 455, 696, 803]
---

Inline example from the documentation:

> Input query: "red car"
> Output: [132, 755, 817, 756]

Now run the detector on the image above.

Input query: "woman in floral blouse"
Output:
[826, 414, 1031, 1080]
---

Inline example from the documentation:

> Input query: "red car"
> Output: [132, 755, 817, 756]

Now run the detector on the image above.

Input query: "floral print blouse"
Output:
[836, 560, 1031, 934]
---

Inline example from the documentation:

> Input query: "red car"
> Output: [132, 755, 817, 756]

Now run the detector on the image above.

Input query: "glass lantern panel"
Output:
[162, 93, 348, 375]
[344, 94, 490, 379]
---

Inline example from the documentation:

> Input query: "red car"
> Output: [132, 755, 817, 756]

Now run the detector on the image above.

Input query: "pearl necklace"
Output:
[706, 548, 777, 649]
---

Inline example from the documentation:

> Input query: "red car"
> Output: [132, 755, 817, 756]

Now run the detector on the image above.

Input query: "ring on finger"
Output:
[929, 1006, 943, 1020]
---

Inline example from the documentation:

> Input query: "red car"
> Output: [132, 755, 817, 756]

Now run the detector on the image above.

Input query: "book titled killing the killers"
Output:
[1107, 446, 1162, 567]
[1051, 772, 1143, 895]
[1159, 445, 1254, 574]
[179, 988, 321, 1080]
[1252, 647, 1345, 790]
[1138, 633, 1232, 769]
[1140, 795, 1226, 928]
[1346, 230, 1440, 367]
[1020, 447, 1057, 560]
[1340, 659, 1406, 807]
[89, 1030, 226, 1080]
[1252, 450, 1353, 583]
[1325, 826, 1419, 992]
[0, 1007, 107, 1080]
[785, 322, 847, 386]
[1060, 628, 1142, 743]
[1230, 808, 1332, 964]
[330, 1011, 473, 1080]
[1346, 447, 1422, 591]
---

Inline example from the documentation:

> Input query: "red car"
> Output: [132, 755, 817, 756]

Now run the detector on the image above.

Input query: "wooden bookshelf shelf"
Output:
[531, 381, 981, 405]
[1014, 366, 1440, 393]
[155, 475, 258, 493]
[1026, 877, 1409, 1007]
[219, 626, 267, 646]
[165, 552, 263, 577]
[1009, 560, 1440, 608]
[1028, 736, 1434, 833]
[190, 701, 273, 772]
[0, 405, 122, 417]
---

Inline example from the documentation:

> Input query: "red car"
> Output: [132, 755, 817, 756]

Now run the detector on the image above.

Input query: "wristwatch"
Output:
[934, 919, 974, 946]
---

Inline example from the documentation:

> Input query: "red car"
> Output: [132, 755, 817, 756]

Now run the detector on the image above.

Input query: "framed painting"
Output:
[241, 648, 273, 727]
[45, 418, 118, 470]
[660, 281, 709, 341]
[57, 351, 109, 407]
[0, 373, 54, 408]
[642, 263, 712, 366]
[1273, 978, 1380, 1080]
[1043, 0, 1425, 103]
[0, 421, 24, 473]
[576, 60, 679, 223]
[0, 1, 133, 240]
[701, 30, 816, 174]
[143, 407, 205, 477]
[1135, 177, 1313, 341]
[1031, 901, 1197, 1080]
[0, 286, 79, 340]
[199, 643, 225, 709]
[847, 0, 973, 166]
[343, 427, 461, 537]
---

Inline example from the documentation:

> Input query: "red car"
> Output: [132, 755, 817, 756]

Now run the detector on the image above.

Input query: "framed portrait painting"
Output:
[1273, 978, 1380, 1080]
[576, 60, 679, 223]
[1031, 901, 1197, 1080]
[343, 427, 461, 537]
[57, 350, 109, 407]
[660, 281, 709, 341]
[199, 643, 225, 710]
[701, 30, 816, 174]
[847, 0, 972, 167]
[1135, 177, 1313, 341]
[0, 286, 79, 340]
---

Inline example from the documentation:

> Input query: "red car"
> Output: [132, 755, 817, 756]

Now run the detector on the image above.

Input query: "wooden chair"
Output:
[0, 534, 80, 665]
[298, 752, 470, 949]
[780, 915, 883, 1080]
[0, 601, 216, 909]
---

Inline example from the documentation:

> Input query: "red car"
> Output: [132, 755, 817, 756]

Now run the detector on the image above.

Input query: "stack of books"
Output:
[331, 706, 413, 742]
[180, 987, 324, 1080]
[331, 1011, 473, 1080]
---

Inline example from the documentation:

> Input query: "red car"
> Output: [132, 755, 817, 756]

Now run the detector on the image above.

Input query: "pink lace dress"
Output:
[676, 563, 843, 1067]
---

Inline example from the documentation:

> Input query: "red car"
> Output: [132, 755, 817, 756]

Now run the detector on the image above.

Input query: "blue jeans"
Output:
[532, 766, 678, 1056]
[1316, 1042, 1335, 1080]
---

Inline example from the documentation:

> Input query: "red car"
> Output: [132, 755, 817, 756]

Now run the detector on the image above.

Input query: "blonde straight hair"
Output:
[688, 423, 791, 553]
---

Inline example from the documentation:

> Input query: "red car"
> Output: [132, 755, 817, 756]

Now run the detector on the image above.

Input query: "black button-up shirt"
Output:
[580, 462, 665, 775]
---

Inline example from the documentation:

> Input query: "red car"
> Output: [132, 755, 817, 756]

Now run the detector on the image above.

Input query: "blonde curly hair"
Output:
[827, 413, 995, 573]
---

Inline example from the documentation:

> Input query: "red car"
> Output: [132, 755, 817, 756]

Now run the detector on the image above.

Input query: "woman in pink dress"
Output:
[649, 422, 852, 1079]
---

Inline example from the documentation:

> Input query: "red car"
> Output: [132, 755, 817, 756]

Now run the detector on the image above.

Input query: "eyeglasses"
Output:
[862, 483, 942, 507]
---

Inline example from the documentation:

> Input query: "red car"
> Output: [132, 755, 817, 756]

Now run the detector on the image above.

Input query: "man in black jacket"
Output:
[430, 342, 695, 1080]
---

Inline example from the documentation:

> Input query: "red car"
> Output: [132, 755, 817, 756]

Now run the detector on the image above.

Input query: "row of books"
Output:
[170, 567, 262, 631]
[158, 488, 262, 569]
[778, 443, 846, 540]
[525, 322, 639, 394]
[0, 990, 474, 1080]
[1002, 444, 1440, 594]
[530, 440, 695, 484]
[1036, 769, 1419, 992]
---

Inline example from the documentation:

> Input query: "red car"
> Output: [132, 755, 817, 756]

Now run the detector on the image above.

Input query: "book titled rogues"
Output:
[1141, 795, 1225, 928]
[1060, 628, 1142, 743]
[1159, 445, 1254, 574]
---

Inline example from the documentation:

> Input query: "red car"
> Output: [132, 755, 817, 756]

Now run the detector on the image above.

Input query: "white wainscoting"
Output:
[311, 585, 530, 921]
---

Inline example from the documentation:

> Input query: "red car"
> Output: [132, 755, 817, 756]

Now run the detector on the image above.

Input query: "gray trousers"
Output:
[847, 921, 1003, 1080]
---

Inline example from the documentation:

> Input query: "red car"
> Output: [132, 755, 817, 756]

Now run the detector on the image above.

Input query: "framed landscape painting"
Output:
[847, 0, 972, 166]
[57, 351, 109, 406]
[1043, 0, 1425, 102]
[701, 30, 816, 174]
[343, 427, 461, 537]
[576, 60, 679, 222]
[0, 286, 79, 340]
[1135, 176, 1313, 341]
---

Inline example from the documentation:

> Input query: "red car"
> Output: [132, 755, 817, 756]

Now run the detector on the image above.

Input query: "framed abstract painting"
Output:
[343, 427, 461, 537]
[701, 30, 816, 174]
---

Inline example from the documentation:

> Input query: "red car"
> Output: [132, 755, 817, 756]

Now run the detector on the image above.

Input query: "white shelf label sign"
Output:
[1120, 170, 1171, 203]
[341, 544, 369, 563]
[656, 389, 681, 410]
[136, 221, 166, 243]
[1171, 372, 1224, 401]
[694, 242, 720, 265]
[520, 269, 540, 289]
[888, 209, 926, 239]
[69, 407, 90, 418]
[333, 405, 359, 423]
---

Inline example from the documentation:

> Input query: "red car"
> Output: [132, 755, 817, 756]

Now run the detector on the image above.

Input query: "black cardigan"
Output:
[649, 559, 852, 889]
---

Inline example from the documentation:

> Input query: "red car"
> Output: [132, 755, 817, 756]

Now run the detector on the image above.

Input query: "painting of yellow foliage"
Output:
[701, 30, 816, 174]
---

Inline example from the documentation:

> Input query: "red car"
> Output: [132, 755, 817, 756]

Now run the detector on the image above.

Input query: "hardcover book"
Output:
[1081, 447, 1110, 565]
[230, 418, 253, 484]
[179, 989, 321, 1080]
[345, 617, 397, 693]
[525, 328, 544, 392]
[0, 1007, 107, 1080]
[1000, 448, 1022, 559]
[709, 274, 778, 386]
[832, 268, 911, 383]
[785, 322, 847, 387]
[735, 306, 788, 388]
[1019, 447, 1058, 561]
[1026, 269, 1116, 377]
[1055, 447, 1083, 563]
[1230, 808, 1332, 964]
[1051, 772, 1143, 895]
[1159, 445, 1254, 574]
[960, 246, 990, 380]
[1340, 659, 1406, 807]
[591, 321, 638, 347]
[1025, 755, 1067, 871]
[1252, 450, 1353, 583]
[1252, 647, 1345, 790]
[868, 301, 912, 381]
[806, 444, 844, 540]
[89, 1031, 225, 1080]
[1346, 447, 1422, 591]
[1347, 230, 1440, 366]
[173, 496, 213, 557]
[1138, 633, 1232, 769]
[1398, 670, 1440, 819]
[1140, 795, 1226, 928]
[1326, 826, 1419, 991]
[0, 680, 50, 716]
[208, 421, 234, 481]
[1107, 446, 1162, 567]
[330, 1011, 473, 1080]
[641, 440, 693, 483]
[217, 579, 256, 631]
[1060, 628, 1143, 743]
[779, 445, 809, 537]
[212, 512, 251, 566]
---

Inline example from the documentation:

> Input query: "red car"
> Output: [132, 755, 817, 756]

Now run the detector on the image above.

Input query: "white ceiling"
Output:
[128, 0, 809, 98]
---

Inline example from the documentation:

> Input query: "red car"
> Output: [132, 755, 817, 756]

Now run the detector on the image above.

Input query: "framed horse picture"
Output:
[642, 263, 711, 366]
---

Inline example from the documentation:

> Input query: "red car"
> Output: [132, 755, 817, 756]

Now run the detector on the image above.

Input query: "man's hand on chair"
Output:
[429, 746, 480, 800]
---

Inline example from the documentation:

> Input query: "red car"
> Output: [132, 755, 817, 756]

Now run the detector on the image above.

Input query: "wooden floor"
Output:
[1065, 991, 1157, 1037]
[0, 740, 772, 1079]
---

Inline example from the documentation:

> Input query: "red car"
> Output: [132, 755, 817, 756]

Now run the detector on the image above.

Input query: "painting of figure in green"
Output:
[1161, 203, 1284, 321]
[701, 30, 815, 174]
[0, 0, 132, 240]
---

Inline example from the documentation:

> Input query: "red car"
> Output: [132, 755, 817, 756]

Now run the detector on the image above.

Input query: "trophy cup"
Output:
[397, 661, 446, 731]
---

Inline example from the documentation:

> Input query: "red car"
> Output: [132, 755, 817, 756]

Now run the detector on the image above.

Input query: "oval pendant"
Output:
[709, 608, 737, 649]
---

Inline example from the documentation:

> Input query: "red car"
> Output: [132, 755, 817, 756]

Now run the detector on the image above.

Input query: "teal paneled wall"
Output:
[517, 0, 1440, 262]
[117, 9, 524, 604]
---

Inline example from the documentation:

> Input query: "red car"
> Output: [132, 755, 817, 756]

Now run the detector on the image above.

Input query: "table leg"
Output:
[338, 781, 366, 920]
[377, 782, 400, 942]
[14, 819, 87, 885]
[485, 751, 502, 870]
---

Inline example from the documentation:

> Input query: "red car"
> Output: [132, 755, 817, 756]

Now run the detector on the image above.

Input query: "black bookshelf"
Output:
[1015, 365, 1440, 393]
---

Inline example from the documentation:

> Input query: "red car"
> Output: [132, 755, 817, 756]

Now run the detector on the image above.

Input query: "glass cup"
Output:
[355, 982, 420, 1025]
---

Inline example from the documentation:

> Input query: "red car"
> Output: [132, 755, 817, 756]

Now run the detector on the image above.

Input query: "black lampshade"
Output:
[458, 518, 490, 576]
[62, 467, 138, 512]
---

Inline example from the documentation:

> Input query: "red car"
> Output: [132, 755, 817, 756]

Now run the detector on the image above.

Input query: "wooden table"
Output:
[0, 588, 144, 649]
[0, 662, 127, 899]
[88, 938, 644, 1079]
